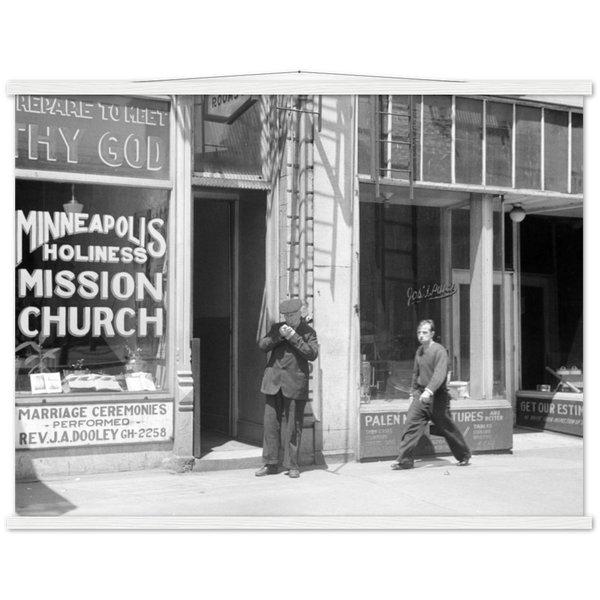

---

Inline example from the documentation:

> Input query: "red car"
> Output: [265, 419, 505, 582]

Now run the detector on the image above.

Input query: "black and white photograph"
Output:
[10, 86, 587, 523]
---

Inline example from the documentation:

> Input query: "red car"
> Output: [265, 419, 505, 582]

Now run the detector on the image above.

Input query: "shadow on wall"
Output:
[313, 96, 355, 300]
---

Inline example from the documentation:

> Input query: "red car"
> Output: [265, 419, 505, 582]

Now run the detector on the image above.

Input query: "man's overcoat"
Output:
[259, 320, 318, 400]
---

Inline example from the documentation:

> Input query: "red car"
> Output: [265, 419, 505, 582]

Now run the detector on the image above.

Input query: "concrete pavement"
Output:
[10, 428, 586, 524]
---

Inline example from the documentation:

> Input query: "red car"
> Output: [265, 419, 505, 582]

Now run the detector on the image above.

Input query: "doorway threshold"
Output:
[195, 430, 262, 472]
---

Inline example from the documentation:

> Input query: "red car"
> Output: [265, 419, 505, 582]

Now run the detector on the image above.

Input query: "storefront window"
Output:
[486, 101, 513, 187]
[360, 96, 581, 198]
[544, 109, 569, 192]
[571, 112, 583, 193]
[519, 215, 583, 390]
[379, 95, 418, 180]
[450, 207, 512, 272]
[422, 96, 452, 183]
[15, 180, 169, 395]
[455, 97, 483, 185]
[193, 95, 264, 176]
[359, 197, 445, 400]
[515, 105, 542, 189]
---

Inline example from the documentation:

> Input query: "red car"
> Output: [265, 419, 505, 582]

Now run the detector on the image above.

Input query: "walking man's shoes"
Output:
[288, 469, 300, 478]
[391, 461, 414, 470]
[457, 455, 471, 467]
[255, 464, 278, 477]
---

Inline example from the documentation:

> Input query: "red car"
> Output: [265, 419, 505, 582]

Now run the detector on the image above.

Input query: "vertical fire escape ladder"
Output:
[276, 95, 319, 312]
[373, 95, 415, 202]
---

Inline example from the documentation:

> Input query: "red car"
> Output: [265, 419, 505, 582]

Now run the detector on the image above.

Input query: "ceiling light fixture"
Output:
[509, 203, 526, 223]
[63, 184, 84, 214]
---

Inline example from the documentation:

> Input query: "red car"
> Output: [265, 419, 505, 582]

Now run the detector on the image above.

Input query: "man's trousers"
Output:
[262, 391, 307, 469]
[396, 390, 471, 465]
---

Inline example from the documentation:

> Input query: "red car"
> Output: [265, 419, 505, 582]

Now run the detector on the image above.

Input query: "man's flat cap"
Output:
[279, 298, 303, 314]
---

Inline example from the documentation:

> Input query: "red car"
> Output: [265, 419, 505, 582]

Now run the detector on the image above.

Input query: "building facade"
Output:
[14, 92, 583, 479]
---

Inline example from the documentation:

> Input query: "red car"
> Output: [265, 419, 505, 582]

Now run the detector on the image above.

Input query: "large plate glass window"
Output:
[15, 181, 169, 395]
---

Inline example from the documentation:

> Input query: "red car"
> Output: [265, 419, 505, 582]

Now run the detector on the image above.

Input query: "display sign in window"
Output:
[15, 180, 169, 395]
[15, 95, 171, 181]
[16, 401, 174, 448]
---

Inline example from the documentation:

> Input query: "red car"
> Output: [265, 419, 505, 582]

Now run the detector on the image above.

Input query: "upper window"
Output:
[193, 95, 265, 177]
[515, 105, 542, 189]
[486, 101, 513, 187]
[358, 96, 583, 195]
[544, 109, 569, 192]
[455, 97, 483, 185]
[422, 96, 452, 183]
[15, 95, 171, 182]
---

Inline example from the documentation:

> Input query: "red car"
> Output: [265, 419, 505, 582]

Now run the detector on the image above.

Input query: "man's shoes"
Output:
[288, 469, 300, 478]
[457, 455, 471, 467]
[255, 464, 278, 477]
[391, 461, 414, 470]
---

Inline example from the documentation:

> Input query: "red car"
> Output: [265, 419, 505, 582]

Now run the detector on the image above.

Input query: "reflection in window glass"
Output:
[359, 198, 445, 400]
[493, 284, 504, 398]
[15, 180, 169, 395]
[486, 102, 512, 187]
[380, 96, 414, 180]
[458, 283, 470, 382]
[455, 97, 483, 184]
[571, 112, 583, 194]
[544, 109, 569, 192]
[193, 97, 264, 176]
[518, 215, 583, 389]
[451, 209, 512, 272]
[515, 105, 541, 189]
[451, 209, 470, 270]
[422, 96, 452, 183]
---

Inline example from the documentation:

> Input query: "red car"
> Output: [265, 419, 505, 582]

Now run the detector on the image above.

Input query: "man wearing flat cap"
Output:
[256, 298, 319, 478]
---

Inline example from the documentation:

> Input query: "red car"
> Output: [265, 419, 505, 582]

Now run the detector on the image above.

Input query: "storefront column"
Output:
[171, 96, 195, 460]
[469, 194, 494, 400]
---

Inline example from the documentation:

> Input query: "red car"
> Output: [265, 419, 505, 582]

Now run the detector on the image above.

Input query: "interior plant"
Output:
[15, 340, 61, 374]
[68, 358, 87, 373]
[125, 343, 147, 373]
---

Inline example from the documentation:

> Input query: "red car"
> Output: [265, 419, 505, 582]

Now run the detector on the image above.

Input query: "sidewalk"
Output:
[10, 428, 587, 526]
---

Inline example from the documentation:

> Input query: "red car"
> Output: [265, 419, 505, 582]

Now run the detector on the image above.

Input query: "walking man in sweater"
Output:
[391, 319, 471, 470]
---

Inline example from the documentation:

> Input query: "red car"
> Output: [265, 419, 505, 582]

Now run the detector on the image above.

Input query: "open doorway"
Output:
[192, 190, 267, 457]
[193, 198, 232, 435]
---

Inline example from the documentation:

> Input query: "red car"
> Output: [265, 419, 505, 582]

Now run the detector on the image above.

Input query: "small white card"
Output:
[125, 372, 156, 391]
[29, 372, 62, 394]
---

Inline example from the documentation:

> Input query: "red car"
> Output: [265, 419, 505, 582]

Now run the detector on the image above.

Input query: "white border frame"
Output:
[7, 73, 592, 530]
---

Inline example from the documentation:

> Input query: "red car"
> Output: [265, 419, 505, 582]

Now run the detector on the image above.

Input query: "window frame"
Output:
[14, 94, 175, 402]
[358, 95, 583, 198]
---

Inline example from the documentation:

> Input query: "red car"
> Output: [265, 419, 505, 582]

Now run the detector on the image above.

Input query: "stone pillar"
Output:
[469, 194, 494, 400]
[312, 95, 357, 461]
[169, 96, 195, 466]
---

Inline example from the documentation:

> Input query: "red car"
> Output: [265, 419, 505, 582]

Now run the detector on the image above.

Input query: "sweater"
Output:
[410, 341, 448, 396]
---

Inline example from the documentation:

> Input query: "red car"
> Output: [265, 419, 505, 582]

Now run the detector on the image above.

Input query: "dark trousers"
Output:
[262, 391, 307, 469]
[396, 390, 471, 464]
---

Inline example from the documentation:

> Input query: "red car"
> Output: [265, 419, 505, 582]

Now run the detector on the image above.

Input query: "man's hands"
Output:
[279, 324, 296, 340]
[419, 389, 432, 403]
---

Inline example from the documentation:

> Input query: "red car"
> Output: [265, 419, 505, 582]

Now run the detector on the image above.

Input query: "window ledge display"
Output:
[16, 391, 173, 405]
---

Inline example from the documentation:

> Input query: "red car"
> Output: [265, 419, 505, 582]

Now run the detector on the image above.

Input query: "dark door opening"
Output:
[193, 199, 232, 436]
[520, 285, 546, 390]
[192, 191, 267, 456]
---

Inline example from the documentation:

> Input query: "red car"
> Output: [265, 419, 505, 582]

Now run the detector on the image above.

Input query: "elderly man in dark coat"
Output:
[255, 298, 319, 479]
